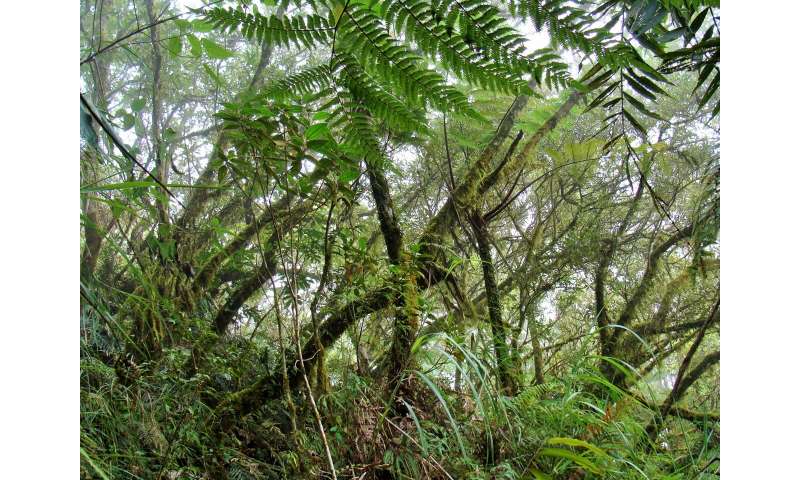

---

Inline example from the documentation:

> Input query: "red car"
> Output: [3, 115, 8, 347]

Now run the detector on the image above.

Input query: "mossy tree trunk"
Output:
[471, 212, 518, 395]
[366, 159, 419, 402]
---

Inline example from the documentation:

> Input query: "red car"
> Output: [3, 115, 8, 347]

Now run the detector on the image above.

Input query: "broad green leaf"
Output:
[658, 27, 686, 43]
[202, 64, 225, 87]
[622, 109, 649, 137]
[623, 92, 664, 120]
[634, 32, 665, 56]
[697, 71, 719, 111]
[116, 110, 135, 130]
[630, 59, 671, 84]
[131, 98, 146, 112]
[626, 69, 669, 96]
[187, 34, 202, 58]
[305, 123, 330, 141]
[164, 127, 177, 141]
[602, 97, 622, 110]
[167, 36, 182, 57]
[338, 166, 360, 183]
[539, 447, 602, 474]
[689, 8, 710, 35]
[158, 239, 176, 260]
[192, 20, 215, 32]
[585, 82, 618, 112]
[530, 466, 553, 480]
[602, 133, 624, 152]
[202, 38, 234, 59]
[585, 68, 615, 90]
[307, 139, 335, 156]
[174, 19, 192, 31]
[693, 61, 717, 94]
[624, 74, 658, 101]
[546, 437, 608, 458]
[89, 197, 131, 219]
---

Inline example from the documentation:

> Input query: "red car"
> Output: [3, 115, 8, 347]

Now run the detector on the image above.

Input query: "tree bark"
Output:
[145, 0, 169, 226]
[366, 158, 420, 401]
[471, 212, 517, 395]
[645, 299, 720, 441]
[80, 148, 105, 282]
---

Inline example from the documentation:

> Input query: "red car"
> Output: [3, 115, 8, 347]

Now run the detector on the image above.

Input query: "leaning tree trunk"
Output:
[645, 299, 720, 444]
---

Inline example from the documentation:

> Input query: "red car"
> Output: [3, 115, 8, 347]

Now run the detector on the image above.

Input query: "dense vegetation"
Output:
[79, 0, 720, 478]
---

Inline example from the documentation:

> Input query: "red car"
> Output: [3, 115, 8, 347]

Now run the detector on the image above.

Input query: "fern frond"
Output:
[333, 53, 427, 134]
[203, 7, 334, 49]
[381, 0, 529, 94]
[338, 4, 481, 118]
[514, 382, 558, 409]
[505, 0, 612, 56]
[263, 64, 333, 101]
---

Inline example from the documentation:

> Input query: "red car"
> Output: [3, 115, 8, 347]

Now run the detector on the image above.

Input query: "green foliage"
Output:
[379, 0, 560, 92]
[80, 0, 720, 478]
[204, 7, 334, 49]
[201, 38, 235, 59]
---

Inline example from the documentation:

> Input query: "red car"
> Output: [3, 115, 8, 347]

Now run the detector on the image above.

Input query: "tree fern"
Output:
[204, 2, 484, 121]
[202, 0, 719, 167]
[337, 3, 481, 117]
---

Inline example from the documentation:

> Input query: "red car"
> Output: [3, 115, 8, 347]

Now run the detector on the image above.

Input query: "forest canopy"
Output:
[79, 0, 720, 478]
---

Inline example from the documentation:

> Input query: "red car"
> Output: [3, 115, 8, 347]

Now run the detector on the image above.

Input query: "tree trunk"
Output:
[645, 299, 720, 443]
[366, 159, 419, 404]
[145, 0, 169, 227]
[80, 148, 105, 282]
[471, 212, 517, 395]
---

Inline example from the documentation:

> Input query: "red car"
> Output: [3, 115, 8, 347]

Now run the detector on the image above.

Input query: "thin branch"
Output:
[81, 13, 180, 65]
[80, 93, 184, 209]
[80, 0, 225, 65]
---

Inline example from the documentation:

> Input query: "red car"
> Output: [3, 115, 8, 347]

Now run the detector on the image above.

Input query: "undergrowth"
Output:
[81, 315, 719, 479]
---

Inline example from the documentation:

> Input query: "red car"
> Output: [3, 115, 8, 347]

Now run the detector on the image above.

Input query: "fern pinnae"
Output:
[382, 0, 528, 94]
[203, 7, 335, 50]
[340, 4, 480, 118]
[263, 63, 334, 101]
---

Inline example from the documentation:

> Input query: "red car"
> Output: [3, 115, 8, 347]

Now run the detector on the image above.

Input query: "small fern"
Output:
[514, 382, 558, 410]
